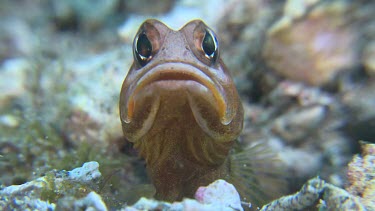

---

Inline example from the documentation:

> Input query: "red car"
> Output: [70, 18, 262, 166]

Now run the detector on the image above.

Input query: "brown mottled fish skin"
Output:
[119, 19, 243, 201]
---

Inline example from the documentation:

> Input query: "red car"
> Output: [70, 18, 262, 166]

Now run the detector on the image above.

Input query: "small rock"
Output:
[323, 183, 364, 210]
[126, 197, 169, 211]
[263, 1, 357, 86]
[0, 198, 56, 211]
[0, 114, 19, 128]
[269, 81, 334, 106]
[56, 192, 108, 211]
[284, 0, 319, 20]
[124, 179, 244, 211]
[261, 177, 325, 211]
[68, 161, 101, 182]
[347, 142, 375, 210]
[260, 177, 365, 210]
[0, 18, 36, 59]
[272, 105, 327, 142]
[52, 0, 120, 30]
[0, 58, 28, 103]
[0, 161, 103, 210]
[195, 179, 243, 211]
[75, 192, 108, 211]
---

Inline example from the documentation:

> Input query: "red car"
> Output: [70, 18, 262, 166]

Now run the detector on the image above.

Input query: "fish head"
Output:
[119, 19, 243, 143]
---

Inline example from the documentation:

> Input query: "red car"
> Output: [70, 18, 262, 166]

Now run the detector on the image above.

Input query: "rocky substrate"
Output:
[1, 143, 373, 211]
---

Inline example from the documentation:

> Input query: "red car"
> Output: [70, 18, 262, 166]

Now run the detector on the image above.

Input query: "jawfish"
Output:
[119, 19, 244, 201]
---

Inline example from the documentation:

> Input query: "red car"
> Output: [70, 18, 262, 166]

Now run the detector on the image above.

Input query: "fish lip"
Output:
[123, 62, 229, 125]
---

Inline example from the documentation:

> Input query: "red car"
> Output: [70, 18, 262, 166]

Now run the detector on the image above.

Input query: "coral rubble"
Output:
[0, 162, 102, 210]
[347, 143, 375, 210]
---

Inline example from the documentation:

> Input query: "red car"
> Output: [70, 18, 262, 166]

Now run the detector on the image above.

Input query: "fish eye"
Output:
[134, 32, 153, 66]
[201, 29, 218, 63]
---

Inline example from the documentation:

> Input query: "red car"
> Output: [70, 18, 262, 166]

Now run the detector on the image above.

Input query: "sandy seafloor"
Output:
[0, 0, 374, 210]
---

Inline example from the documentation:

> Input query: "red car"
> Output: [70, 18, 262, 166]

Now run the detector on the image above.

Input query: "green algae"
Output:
[40, 171, 97, 203]
[0, 58, 138, 209]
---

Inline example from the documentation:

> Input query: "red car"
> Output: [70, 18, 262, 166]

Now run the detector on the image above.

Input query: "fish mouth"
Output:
[123, 62, 231, 125]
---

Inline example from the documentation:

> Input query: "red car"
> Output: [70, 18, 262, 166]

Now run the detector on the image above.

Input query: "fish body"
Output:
[119, 19, 243, 201]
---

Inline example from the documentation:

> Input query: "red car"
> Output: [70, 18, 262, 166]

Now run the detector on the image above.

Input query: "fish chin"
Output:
[121, 94, 160, 142]
[124, 62, 234, 125]
[121, 62, 240, 142]
[124, 79, 224, 142]
[187, 92, 231, 142]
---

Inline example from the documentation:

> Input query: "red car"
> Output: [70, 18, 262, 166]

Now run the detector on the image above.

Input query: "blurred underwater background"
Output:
[0, 0, 374, 210]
